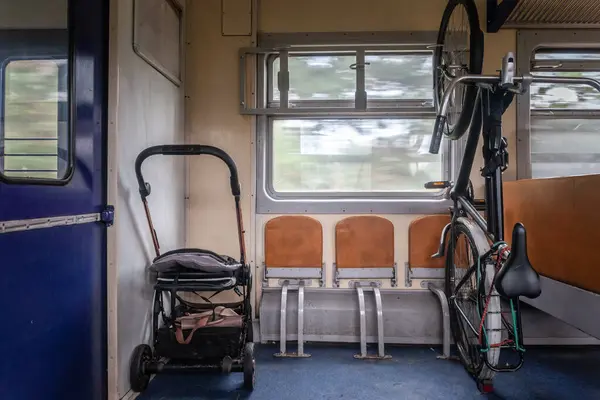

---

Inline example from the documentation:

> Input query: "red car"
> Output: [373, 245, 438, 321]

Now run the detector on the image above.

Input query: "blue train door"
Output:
[0, 1, 108, 399]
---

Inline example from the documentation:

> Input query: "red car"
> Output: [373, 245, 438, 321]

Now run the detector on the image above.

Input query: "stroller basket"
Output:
[129, 145, 255, 393]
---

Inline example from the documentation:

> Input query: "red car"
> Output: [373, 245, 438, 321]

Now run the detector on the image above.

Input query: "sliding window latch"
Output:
[349, 62, 370, 70]
[101, 205, 115, 227]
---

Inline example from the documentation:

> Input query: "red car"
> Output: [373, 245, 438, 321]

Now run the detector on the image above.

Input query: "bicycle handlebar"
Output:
[429, 73, 600, 154]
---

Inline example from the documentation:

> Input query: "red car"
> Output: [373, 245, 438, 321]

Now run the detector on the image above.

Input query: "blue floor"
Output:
[137, 344, 600, 400]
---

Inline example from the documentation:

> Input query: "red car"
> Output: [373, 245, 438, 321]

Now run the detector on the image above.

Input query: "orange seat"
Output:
[335, 216, 394, 269]
[408, 215, 451, 269]
[265, 216, 323, 268]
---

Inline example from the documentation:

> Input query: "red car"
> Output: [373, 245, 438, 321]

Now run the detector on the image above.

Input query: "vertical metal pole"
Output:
[297, 281, 305, 356]
[373, 287, 385, 358]
[356, 286, 367, 358]
[278, 282, 288, 356]
[428, 283, 451, 359]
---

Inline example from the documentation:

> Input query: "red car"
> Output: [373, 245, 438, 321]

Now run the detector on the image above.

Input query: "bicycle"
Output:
[426, 43, 600, 390]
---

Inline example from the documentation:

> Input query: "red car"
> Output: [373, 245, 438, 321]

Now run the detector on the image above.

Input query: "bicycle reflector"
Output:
[424, 181, 452, 189]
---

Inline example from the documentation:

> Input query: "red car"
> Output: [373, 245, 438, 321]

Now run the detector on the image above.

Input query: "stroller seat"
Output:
[150, 248, 247, 290]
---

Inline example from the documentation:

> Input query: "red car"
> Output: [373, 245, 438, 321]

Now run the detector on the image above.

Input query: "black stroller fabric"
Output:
[150, 248, 242, 274]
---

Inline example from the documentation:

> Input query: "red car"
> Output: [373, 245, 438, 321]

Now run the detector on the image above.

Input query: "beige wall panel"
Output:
[185, 0, 254, 260]
[259, 0, 446, 32]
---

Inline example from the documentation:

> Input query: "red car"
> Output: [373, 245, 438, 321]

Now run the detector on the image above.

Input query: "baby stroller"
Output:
[129, 144, 255, 392]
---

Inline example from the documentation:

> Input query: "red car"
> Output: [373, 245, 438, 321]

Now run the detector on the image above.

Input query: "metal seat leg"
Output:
[428, 283, 455, 360]
[354, 286, 368, 358]
[373, 287, 391, 359]
[296, 281, 311, 357]
[274, 281, 289, 357]
[275, 280, 311, 358]
[354, 284, 391, 360]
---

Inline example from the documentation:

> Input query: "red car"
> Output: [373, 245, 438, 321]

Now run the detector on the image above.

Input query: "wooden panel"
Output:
[503, 174, 600, 294]
[335, 216, 394, 268]
[265, 216, 322, 268]
[408, 215, 451, 268]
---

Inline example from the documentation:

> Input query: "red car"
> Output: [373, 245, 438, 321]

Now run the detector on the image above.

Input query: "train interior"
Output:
[1, 0, 600, 399]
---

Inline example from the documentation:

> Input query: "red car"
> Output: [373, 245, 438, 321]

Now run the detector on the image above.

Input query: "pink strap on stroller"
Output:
[174, 306, 241, 344]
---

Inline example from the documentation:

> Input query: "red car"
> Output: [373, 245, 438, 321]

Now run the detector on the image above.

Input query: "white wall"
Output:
[107, 0, 186, 398]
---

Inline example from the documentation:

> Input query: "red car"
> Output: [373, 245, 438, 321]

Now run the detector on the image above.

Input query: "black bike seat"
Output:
[495, 223, 541, 299]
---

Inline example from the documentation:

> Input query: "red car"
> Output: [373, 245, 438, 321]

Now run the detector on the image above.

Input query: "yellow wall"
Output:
[185, 0, 517, 303]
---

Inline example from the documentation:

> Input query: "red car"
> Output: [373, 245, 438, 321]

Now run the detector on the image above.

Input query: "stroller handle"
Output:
[135, 144, 241, 198]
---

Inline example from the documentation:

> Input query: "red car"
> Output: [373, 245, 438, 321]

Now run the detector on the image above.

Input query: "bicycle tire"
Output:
[433, 0, 484, 140]
[446, 217, 501, 382]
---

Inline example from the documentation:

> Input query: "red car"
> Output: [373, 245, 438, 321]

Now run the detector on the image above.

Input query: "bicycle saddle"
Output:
[495, 223, 541, 299]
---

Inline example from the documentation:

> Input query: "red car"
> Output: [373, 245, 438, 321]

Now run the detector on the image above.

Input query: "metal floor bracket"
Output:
[353, 282, 392, 360]
[263, 264, 325, 288]
[427, 282, 453, 360]
[334, 264, 397, 288]
[405, 264, 445, 287]
[274, 280, 311, 358]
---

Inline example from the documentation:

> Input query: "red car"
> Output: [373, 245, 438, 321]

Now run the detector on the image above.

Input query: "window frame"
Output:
[516, 29, 600, 179]
[0, 28, 73, 186]
[254, 31, 460, 214]
[1, 56, 69, 181]
[267, 51, 435, 109]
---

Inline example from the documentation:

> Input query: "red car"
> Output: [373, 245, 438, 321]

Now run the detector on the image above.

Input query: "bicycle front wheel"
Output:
[446, 218, 501, 382]
[433, 0, 484, 140]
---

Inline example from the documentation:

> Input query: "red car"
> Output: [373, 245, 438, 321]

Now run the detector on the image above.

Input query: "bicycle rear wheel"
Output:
[446, 218, 501, 382]
[434, 0, 484, 140]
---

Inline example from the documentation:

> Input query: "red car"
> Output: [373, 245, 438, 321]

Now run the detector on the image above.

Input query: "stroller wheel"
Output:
[130, 344, 152, 392]
[243, 342, 256, 390]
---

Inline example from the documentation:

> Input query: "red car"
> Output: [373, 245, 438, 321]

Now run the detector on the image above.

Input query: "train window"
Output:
[527, 46, 600, 178]
[271, 118, 438, 193]
[2, 58, 68, 180]
[270, 52, 434, 106]
[517, 31, 600, 179]
[271, 55, 356, 104]
[365, 53, 433, 101]
[255, 34, 449, 213]
[529, 119, 600, 178]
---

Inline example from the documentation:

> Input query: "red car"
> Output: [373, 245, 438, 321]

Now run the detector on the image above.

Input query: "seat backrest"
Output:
[408, 215, 450, 269]
[264, 216, 323, 268]
[335, 216, 394, 268]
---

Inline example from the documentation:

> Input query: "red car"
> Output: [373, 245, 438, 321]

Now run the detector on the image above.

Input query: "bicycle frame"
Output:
[433, 60, 600, 244]
[432, 53, 600, 373]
